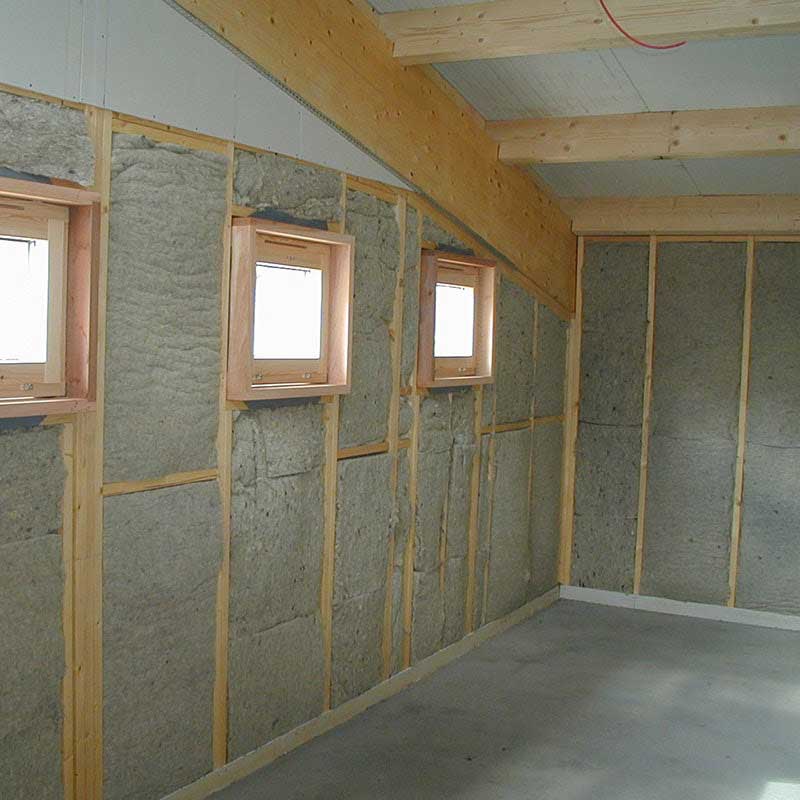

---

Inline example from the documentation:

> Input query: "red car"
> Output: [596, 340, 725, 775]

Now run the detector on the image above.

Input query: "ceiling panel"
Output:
[684, 156, 800, 195]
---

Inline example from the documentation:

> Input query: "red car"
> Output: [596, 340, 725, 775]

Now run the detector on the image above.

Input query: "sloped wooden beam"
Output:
[563, 195, 800, 235]
[379, 0, 800, 64]
[489, 106, 800, 164]
[172, 0, 576, 313]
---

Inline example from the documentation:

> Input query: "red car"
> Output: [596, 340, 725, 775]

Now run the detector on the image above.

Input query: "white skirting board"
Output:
[166, 586, 561, 800]
[560, 585, 800, 632]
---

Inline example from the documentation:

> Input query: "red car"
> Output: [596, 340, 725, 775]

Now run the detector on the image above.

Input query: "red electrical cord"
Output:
[597, 0, 687, 50]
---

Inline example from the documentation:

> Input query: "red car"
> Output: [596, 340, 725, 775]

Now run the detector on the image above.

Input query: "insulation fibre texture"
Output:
[572, 422, 640, 593]
[485, 428, 532, 622]
[103, 481, 221, 800]
[0, 425, 65, 800]
[529, 422, 563, 597]
[390, 449, 411, 675]
[580, 242, 649, 426]
[401, 204, 421, 387]
[228, 401, 326, 756]
[738, 243, 800, 615]
[473, 435, 492, 630]
[422, 216, 474, 254]
[338, 189, 400, 448]
[104, 134, 226, 483]
[493, 276, 535, 425]
[534, 304, 568, 418]
[233, 148, 343, 223]
[0, 89, 94, 184]
[332, 453, 394, 706]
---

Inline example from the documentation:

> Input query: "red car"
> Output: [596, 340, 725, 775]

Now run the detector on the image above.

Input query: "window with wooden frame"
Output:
[0, 178, 99, 418]
[228, 218, 354, 401]
[418, 250, 496, 388]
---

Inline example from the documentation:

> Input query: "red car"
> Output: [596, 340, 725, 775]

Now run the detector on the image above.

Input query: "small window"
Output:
[228, 218, 354, 401]
[418, 250, 495, 388]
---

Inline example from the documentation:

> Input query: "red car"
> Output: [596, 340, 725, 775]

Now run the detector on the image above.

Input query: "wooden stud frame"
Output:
[228, 218, 354, 401]
[417, 250, 496, 389]
[0, 178, 100, 418]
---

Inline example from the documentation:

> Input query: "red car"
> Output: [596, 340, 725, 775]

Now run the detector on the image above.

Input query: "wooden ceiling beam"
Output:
[489, 106, 800, 164]
[379, 0, 800, 64]
[171, 0, 576, 313]
[563, 195, 800, 235]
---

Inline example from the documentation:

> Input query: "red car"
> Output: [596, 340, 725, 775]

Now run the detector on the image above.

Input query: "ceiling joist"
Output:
[379, 0, 800, 64]
[488, 106, 800, 164]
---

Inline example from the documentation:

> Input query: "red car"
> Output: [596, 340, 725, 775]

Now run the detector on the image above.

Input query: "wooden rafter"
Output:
[379, 0, 800, 64]
[489, 106, 800, 164]
[171, 0, 576, 313]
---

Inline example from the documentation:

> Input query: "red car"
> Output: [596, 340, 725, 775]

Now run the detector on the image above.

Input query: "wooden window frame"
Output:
[228, 218, 354, 401]
[418, 249, 496, 389]
[0, 177, 100, 419]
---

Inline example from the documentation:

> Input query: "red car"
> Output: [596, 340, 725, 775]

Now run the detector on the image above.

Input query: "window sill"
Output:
[229, 382, 350, 402]
[0, 396, 95, 420]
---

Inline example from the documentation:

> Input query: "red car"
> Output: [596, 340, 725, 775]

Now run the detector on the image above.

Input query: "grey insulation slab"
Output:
[442, 557, 468, 647]
[572, 422, 640, 592]
[530, 422, 563, 597]
[486, 429, 532, 621]
[422, 216, 473, 255]
[0, 424, 65, 800]
[103, 482, 221, 800]
[534, 304, 568, 418]
[0, 89, 94, 184]
[651, 243, 746, 442]
[228, 614, 324, 759]
[738, 443, 800, 615]
[230, 402, 325, 637]
[580, 242, 649, 426]
[104, 134, 227, 483]
[641, 434, 735, 605]
[748, 243, 800, 448]
[411, 569, 445, 663]
[334, 453, 394, 603]
[233, 149, 343, 223]
[494, 276, 535, 425]
[401, 205, 421, 387]
[390, 450, 411, 675]
[338, 190, 400, 448]
[331, 589, 385, 707]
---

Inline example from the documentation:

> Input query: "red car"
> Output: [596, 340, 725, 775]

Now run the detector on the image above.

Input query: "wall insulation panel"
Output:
[534, 304, 567, 418]
[530, 422, 563, 597]
[338, 190, 400, 448]
[103, 481, 221, 800]
[228, 402, 326, 757]
[739, 242, 800, 615]
[104, 134, 227, 482]
[641, 243, 745, 604]
[0, 425, 65, 800]
[0, 89, 94, 184]
[572, 241, 648, 591]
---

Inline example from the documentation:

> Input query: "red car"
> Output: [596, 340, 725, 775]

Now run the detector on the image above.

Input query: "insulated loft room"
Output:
[1, 1, 799, 798]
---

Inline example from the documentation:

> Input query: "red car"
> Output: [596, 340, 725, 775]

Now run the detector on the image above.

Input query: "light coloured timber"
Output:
[727, 237, 755, 608]
[379, 0, 800, 64]
[564, 196, 800, 236]
[490, 106, 800, 165]
[165, 586, 560, 800]
[61, 422, 76, 800]
[464, 386, 483, 634]
[111, 114, 229, 154]
[171, 0, 576, 312]
[633, 237, 657, 594]
[101, 468, 218, 498]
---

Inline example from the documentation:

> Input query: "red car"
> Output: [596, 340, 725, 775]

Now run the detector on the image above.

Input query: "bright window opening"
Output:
[434, 282, 475, 358]
[0, 236, 50, 365]
[253, 262, 323, 360]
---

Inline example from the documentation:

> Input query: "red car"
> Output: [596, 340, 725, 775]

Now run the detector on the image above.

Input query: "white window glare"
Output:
[434, 282, 475, 358]
[253, 262, 323, 360]
[0, 236, 49, 364]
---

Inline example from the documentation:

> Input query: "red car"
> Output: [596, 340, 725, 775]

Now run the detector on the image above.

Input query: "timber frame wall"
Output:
[0, 80, 572, 799]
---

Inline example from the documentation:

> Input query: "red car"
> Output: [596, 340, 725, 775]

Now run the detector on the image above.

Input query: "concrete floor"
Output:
[214, 601, 800, 800]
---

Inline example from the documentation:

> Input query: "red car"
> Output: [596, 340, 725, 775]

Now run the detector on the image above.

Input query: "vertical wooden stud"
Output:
[633, 236, 657, 594]
[727, 236, 755, 607]
[464, 384, 483, 633]
[61, 421, 76, 800]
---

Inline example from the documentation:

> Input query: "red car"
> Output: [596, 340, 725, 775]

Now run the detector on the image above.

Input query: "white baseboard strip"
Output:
[560, 585, 800, 632]
[166, 586, 561, 800]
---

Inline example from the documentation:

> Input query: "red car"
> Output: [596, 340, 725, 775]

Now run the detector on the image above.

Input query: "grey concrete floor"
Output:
[214, 601, 800, 800]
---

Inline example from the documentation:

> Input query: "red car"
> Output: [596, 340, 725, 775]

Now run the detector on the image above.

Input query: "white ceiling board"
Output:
[684, 156, 800, 195]
[533, 160, 700, 198]
[436, 52, 646, 119]
[614, 35, 800, 113]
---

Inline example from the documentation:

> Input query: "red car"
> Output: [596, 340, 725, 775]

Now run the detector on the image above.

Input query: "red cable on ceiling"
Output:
[597, 0, 687, 50]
